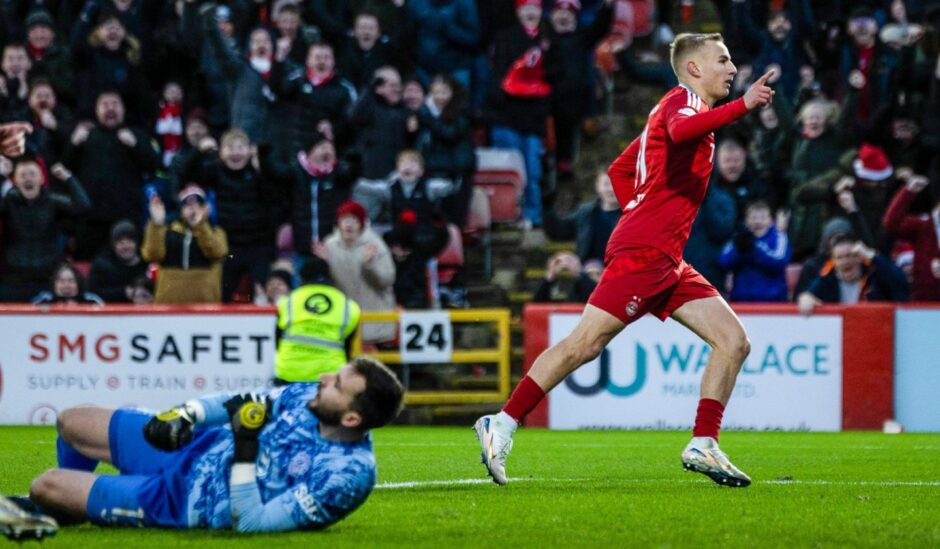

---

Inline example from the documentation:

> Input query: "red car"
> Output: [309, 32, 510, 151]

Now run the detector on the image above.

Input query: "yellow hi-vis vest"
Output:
[274, 284, 360, 382]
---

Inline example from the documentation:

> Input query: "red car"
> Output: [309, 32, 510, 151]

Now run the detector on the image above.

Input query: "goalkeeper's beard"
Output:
[312, 406, 344, 427]
[310, 395, 344, 427]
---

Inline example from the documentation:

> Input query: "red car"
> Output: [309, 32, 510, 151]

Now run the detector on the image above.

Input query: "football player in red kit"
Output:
[475, 33, 775, 487]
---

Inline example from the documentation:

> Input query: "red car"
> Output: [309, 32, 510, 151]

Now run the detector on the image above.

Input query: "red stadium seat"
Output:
[437, 224, 464, 285]
[786, 263, 803, 300]
[474, 148, 526, 223]
[73, 261, 91, 279]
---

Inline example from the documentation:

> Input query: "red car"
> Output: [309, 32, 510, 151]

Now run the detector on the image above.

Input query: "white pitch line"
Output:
[376, 478, 940, 490]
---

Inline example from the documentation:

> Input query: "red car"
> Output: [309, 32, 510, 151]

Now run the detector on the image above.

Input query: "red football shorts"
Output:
[588, 247, 720, 324]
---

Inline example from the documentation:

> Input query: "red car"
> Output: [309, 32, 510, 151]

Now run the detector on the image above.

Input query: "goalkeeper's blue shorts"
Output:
[86, 409, 185, 528]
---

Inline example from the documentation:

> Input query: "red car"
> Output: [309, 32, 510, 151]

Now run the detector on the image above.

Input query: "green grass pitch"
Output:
[1, 426, 939, 547]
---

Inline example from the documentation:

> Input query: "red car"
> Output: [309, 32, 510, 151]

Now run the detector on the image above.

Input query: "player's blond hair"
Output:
[669, 33, 724, 76]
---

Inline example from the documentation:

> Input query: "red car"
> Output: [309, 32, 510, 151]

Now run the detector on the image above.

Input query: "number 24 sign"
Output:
[399, 312, 453, 363]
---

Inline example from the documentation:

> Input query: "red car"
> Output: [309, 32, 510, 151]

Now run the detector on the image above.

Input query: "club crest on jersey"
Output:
[626, 296, 642, 317]
[289, 452, 312, 476]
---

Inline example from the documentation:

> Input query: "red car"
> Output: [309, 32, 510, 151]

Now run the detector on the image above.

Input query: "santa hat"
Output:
[554, 0, 580, 11]
[515, 0, 541, 10]
[853, 143, 893, 181]
[336, 200, 367, 227]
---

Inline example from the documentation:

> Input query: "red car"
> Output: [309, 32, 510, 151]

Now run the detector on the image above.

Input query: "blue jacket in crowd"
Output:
[719, 226, 791, 302]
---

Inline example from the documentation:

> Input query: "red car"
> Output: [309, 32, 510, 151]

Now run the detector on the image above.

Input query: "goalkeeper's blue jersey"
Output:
[138, 382, 376, 530]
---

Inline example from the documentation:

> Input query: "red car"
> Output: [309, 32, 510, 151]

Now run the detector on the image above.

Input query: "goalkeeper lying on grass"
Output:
[0, 357, 403, 539]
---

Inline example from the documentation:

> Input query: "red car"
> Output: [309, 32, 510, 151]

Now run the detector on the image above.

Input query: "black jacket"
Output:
[184, 152, 278, 246]
[0, 177, 91, 283]
[261, 149, 358, 254]
[270, 62, 356, 154]
[351, 90, 411, 179]
[806, 255, 909, 303]
[549, 3, 612, 108]
[487, 24, 557, 136]
[88, 251, 149, 302]
[63, 125, 162, 223]
[416, 105, 475, 177]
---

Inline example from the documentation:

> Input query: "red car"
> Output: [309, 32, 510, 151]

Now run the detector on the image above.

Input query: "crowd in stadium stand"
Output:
[0, 0, 937, 312]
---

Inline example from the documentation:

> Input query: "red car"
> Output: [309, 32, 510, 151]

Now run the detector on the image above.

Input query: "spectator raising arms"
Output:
[141, 185, 229, 304]
[260, 133, 358, 259]
[70, 6, 151, 121]
[0, 160, 90, 302]
[350, 66, 411, 182]
[883, 173, 940, 301]
[63, 91, 161, 260]
[200, 6, 275, 145]
[488, 0, 556, 227]
[184, 129, 278, 302]
[270, 41, 356, 159]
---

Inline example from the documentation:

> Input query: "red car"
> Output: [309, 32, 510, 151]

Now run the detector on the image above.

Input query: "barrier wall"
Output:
[0, 305, 276, 425]
[523, 304, 897, 431]
[894, 306, 940, 432]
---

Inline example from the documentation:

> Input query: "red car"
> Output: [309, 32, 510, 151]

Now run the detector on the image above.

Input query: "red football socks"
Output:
[692, 398, 725, 441]
[502, 376, 546, 423]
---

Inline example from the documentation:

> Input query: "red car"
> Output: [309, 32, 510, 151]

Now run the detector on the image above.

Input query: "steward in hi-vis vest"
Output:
[275, 257, 360, 382]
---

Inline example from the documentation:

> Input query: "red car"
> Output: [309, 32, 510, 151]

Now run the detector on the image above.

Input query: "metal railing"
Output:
[351, 309, 511, 405]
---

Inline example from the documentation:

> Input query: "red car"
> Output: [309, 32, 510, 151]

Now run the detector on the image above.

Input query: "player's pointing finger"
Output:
[756, 69, 775, 86]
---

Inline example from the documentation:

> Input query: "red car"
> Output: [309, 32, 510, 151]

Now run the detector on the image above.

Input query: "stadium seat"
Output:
[474, 148, 526, 223]
[436, 224, 464, 285]
[73, 261, 91, 279]
[786, 263, 803, 300]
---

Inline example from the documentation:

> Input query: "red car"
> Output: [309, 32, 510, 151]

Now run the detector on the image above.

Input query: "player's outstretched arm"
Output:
[668, 70, 775, 144]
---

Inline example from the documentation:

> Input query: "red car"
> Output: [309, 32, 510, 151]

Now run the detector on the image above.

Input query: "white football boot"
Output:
[681, 437, 752, 488]
[0, 496, 58, 540]
[473, 414, 515, 486]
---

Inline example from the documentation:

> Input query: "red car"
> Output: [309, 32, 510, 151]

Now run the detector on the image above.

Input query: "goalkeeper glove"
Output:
[143, 402, 201, 451]
[224, 393, 271, 463]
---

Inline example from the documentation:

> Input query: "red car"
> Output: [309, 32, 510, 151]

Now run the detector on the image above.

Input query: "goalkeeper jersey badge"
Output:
[288, 452, 312, 477]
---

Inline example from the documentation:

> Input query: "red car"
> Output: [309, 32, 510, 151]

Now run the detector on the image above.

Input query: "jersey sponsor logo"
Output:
[677, 107, 697, 117]
[304, 293, 333, 315]
[293, 484, 320, 520]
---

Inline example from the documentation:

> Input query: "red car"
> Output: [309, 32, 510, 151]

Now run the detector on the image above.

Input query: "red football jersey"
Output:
[605, 85, 748, 264]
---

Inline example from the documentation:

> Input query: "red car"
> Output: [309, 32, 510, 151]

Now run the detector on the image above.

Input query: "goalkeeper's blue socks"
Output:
[55, 437, 98, 472]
